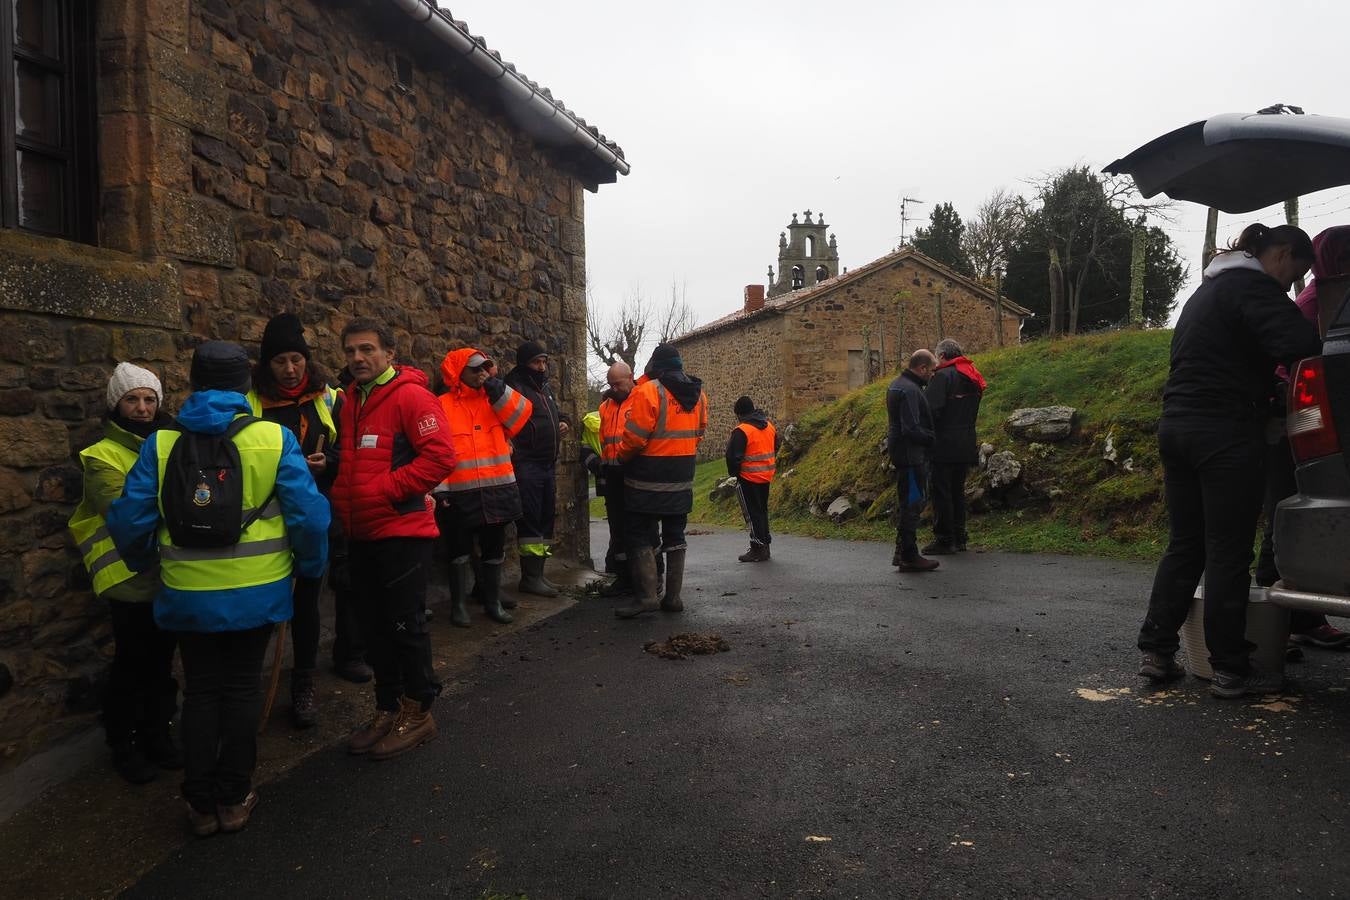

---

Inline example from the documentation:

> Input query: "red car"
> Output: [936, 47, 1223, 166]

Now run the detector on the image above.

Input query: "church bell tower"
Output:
[767, 210, 839, 298]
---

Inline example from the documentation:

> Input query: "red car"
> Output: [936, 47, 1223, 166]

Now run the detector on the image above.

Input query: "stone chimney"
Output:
[744, 284, 765, 313]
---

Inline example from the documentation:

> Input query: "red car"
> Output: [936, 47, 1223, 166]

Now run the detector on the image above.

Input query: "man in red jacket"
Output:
[331, 318, 456, 760]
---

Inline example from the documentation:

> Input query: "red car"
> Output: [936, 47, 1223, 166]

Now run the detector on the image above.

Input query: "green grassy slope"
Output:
[689, 329, 1174, 560]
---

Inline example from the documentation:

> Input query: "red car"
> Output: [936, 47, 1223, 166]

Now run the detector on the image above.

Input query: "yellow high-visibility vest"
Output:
[155, 418, 293, 592]
[245, 386, 338, 449]
[68, 438, 140, 597]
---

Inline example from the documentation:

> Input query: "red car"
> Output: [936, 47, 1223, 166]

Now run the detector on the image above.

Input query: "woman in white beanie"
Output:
[68, 362, 180, 784]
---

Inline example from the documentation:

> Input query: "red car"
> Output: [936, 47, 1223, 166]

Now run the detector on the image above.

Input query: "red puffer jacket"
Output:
[331, 366, 457, 541]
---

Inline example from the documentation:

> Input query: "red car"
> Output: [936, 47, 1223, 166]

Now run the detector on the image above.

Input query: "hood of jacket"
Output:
[175, 390, 252, 435]
[439, 348, 483, 396]
[657, 370, 703, 412]
[506, 364, 549, 391]
[1203, 251, 1266, 280]
[737, 411, 770, 429]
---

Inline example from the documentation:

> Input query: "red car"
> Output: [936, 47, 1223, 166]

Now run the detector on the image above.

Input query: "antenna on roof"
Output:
[899, 197, 924, 247]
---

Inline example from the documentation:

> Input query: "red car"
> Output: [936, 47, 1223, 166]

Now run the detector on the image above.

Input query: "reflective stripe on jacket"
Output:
[735, 420, 777, 483]
[246, 385, 338, 453]
[69, 435, 141, 596]
[154, 421, 293, 593]
[599, 392, 635, 466]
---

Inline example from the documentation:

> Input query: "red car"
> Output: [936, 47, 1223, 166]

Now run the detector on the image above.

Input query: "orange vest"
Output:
[437, 384, 530, 493]
[620, 380, 708, 464]
[736, 420, 777, 483]
[599, 392, 634, 465]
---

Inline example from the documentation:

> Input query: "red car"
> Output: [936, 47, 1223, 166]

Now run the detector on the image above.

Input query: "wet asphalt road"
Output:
[125, 524, 1350, 899]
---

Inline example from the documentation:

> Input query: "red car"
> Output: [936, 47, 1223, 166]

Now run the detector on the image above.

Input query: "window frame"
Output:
[0, 0, 98, 243]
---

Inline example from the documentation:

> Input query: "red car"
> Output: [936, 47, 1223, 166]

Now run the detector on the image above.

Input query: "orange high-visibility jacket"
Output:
[435, 347, 532, 525]
[618, 375, 707, 515]
[599, 389, 636, 468]
[735, 420, 777, 483]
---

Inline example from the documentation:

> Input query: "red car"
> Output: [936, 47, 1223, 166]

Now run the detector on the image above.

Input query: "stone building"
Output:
[0, 0, 625, 795]
[674, 218, 1029, 456]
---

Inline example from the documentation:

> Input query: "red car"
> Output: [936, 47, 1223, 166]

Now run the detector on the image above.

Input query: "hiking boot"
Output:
[480, 562, 513, 624]
[290, 668, 317, 729]
[518, 556, 558, 598]
[369, 697, 438, 761]
[138, 726, 183, 770]
[348, 708, 399, 755]
[661, 548, 687, 612]
[333, 658, 373, 684]
[216, 791, 258, 833]
[111, 741, 158, 785]
[185, 803, 219, 838]
[891, 548, 904, 567]
[616, 547, 660, 619]
[738, 544, 770, 563]
[1138, 651, 1185, 683]
[897, 555, 940, 572]
[1210, 667, 1283, 699]
[449, 560, 472, 628]
[922, 541, 956, 555]
[598, 566, 633, 597]
[1290, 623, 1350, 649]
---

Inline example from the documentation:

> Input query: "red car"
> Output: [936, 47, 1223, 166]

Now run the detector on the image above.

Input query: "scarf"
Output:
[937, 356, 986, 392]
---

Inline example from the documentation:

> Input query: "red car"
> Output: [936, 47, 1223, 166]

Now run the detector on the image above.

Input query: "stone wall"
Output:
[0, 0, 596, 774]
[675, 314, 786, 460]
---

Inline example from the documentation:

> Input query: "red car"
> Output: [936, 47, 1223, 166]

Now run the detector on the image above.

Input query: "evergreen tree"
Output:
[910, 202, 974, 276]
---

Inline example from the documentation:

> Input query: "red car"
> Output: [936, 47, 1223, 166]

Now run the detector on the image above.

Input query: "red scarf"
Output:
[937, 356, 986, 391]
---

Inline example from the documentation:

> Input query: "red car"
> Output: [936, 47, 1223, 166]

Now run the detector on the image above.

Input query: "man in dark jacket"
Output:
[887, 349, 938, 572]
[504, 341, 571, 597]
[924, 339, 986, 555]
[726, 395, 780, 562]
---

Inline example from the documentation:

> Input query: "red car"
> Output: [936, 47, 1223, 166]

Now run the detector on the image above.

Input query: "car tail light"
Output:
[1288, 357, 1342, 462]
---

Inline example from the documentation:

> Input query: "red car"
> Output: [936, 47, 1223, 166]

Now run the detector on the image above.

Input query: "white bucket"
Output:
[1179, 586, 1289, 681]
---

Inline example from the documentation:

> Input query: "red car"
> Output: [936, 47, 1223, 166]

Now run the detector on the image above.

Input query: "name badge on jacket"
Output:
[359, 434, 379, 449]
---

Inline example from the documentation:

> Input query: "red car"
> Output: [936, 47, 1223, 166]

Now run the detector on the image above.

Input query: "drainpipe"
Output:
[389, 0, 631, 177]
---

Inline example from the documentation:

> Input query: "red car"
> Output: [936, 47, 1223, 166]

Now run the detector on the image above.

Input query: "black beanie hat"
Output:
[734, 395, 755, 417]
[190, 341, 252, 395]
[260, 313, 310, 363]
[515, 340, 548, 368]
[648, 343, 683, 373]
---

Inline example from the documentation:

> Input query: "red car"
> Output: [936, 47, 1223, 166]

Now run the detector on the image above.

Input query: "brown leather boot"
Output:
[348, 708, 398, 755]
[897, 554, 940, 572]
[216, 791, 258, 833]
[369, 697, 438, 760]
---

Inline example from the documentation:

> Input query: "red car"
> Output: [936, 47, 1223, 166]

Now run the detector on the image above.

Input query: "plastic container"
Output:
[1179, 586, 1289, 681]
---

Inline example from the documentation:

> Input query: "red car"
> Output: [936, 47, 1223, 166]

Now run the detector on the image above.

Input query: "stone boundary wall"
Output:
[0, 0, 593, 775]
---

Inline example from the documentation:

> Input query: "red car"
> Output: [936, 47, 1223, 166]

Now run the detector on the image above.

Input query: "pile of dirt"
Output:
[644, 632, 731, 660]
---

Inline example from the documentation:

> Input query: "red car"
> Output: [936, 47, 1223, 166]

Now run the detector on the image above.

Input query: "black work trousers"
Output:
[289, 574, 323, 671]
[894, 464, 928, 560]
[515, 459, 556, 555]
[1255, 431, 1327, 633]
[104, 599, 177, 746]
[1138, 417, 1265, 675]
[928, 462, 970, 547]
[627, 511, 688, 554]
[602, 468, 628, 568]
[736, 478, 772, 546]
[328, 542, 367, 668]
[177, 625, 272, 813]
[350, 538, 440, 712]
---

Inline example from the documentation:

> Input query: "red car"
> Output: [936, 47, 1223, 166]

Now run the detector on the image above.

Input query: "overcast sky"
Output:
[447, 0, 1350, 353]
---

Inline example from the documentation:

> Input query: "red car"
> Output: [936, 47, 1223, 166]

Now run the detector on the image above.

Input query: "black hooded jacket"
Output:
[504, 365, 571, 465]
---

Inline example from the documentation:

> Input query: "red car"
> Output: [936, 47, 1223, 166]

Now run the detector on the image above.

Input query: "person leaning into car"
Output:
[1136, 223, 1322, 699]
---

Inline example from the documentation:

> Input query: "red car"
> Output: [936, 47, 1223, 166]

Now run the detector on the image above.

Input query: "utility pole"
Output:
[1129, 214, 1147, 327]
[993, 268, 1004, 347]
[1202, 207, 1219, 272]
[1286, 196, 1305, 294]
[899, 197, 924, 247]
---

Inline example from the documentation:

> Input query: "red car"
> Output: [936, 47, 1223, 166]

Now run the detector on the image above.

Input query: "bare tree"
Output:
[586, 283, 648, 371]
[655, 279, 698, 344]
[961, 188, 1023, 282]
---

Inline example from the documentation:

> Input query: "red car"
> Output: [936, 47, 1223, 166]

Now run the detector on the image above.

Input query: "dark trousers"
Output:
[1138, 418, 1265, 675]
[894, 464, 928, 559]
[437, 509, 508, 565]
[289, 574, 323, 671]
[627, 511, 688, 554]
[736, 478, 772, 545]
[104, 600, 177, 746]
[602, 469, 628, 567]
[328, 544, 367, 667]
[350, 538, 440, 711]
[929, 462, 970, 546]
[1255, 431, 1326, 633]
[515, 459, 556, 553]
[177, 625, 272, 813]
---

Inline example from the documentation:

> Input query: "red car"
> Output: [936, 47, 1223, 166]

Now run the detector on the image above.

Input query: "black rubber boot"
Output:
[518, 556, 558, 598]
[481, 562, 513, 624]
[599, 560, 633, 597]
[661, 548, 686, 612]
[449, 560, 472, 628]
[615, 547, 660, 619]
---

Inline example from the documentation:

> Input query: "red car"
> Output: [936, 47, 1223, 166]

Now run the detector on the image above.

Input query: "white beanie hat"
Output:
[106, 362, 163, 412]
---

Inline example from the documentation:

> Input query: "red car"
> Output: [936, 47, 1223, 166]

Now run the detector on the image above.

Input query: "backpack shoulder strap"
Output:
[223, 415, 262, 440]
